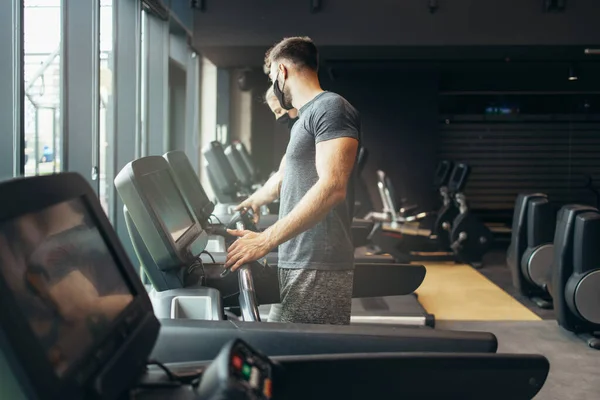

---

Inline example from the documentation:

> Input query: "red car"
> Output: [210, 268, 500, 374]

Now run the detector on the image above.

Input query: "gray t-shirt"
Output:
[278, 91, 361, 271]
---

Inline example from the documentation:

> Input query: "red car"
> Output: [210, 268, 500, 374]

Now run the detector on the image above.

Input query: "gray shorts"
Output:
[267, 268, 353, 325]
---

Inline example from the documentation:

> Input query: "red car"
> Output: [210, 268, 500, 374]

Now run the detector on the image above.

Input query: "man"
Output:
[265, 86, 299, 131]
[224, 36, 360, 325]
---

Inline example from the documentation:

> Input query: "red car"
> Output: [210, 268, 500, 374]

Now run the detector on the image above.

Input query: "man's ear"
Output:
[279, 63, 288, 79]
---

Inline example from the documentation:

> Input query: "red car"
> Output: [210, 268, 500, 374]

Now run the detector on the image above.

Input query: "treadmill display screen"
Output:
[0, 198, 134, 377]
[140, 170, 195, 242]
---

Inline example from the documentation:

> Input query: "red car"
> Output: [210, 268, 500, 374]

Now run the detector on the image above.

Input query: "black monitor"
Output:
[448, 163, 471, 193]
[115, 156, 208, 272]
[433, 160, 454, 189]
[234, 141, 260, 183]
[163, 150, 215, 228]
[0, 173, 159, 400]
[224, 143, 254, 189]
[203, 141, 241, 203]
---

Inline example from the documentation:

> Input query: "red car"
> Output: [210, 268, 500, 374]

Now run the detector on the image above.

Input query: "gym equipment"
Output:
[508, 193, 556, 308]
[432, 162, 469, 249]
[146, 338, 549, 400]
[354, 147, 374, 217]
[449, 192, 494, 268]
[0, 172, 161, 400]
[364, 159, 457, 224]
[203, 140, 245, 204]
[397, 159, 455, 219]
[369, 162, 491, 268]
[115, 154, 434, 326]
[551, 205, 600, 349]
[507, 194, 548, 299]
[0, 173, 550, 400]
[225, 142, 259, 193]
[522, 196, 556, 305]
[203, 141, 278, 224]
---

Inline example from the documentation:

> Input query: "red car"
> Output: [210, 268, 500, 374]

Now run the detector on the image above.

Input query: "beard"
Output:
[281, 85, 294, 110]
[274, 79, 294, 110]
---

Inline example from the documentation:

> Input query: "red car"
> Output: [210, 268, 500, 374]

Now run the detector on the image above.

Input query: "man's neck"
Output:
[291, 75, 324, 110]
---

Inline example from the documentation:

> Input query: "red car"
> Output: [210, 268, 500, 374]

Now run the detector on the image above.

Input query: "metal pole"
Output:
[52, 107, 57, 173]
[34, 107, 39, 175]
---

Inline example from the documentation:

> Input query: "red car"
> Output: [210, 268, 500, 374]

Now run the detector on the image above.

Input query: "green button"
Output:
[242, 364, 251, 379]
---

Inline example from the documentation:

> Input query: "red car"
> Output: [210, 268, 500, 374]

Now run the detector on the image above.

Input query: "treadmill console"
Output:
[0, 173, 160, 400]
[197, 339, 275, 400]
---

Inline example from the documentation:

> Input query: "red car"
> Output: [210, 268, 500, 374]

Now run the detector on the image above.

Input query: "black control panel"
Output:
[228, 341, 273, 399]
[194, 339, 275, 400]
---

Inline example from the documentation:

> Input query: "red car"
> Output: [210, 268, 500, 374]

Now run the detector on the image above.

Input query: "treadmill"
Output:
[203, 140, 278, 227]
[0, 173, 551, 400]
[0, 173, 549, 400]
[116, 154, 433, 327]
[165, 150, 433, 325]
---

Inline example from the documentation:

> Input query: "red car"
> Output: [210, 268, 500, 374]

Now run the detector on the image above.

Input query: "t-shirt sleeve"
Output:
[312, 97, 360, 144]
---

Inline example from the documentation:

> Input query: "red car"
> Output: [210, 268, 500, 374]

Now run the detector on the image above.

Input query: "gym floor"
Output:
[415, 249, 600, 399]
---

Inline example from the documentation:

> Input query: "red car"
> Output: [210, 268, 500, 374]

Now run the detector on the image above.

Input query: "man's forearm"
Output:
[249, 171, 282, 206]
[263, 180, 344, 248]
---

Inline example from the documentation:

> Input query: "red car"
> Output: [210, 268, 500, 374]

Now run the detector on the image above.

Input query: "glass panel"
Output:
[168, 54, 188, 151]
[99, 0, 113, 215]
[23, 0, 62, 176]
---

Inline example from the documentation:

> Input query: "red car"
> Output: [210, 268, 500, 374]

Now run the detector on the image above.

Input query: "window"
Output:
[99, 0, 113, 214]
[23, 0, 62, 176]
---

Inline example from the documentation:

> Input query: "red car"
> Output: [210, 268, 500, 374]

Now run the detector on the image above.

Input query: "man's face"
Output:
[267, 95, 287, 119]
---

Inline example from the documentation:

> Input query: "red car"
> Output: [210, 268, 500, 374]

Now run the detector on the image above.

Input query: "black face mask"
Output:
[276, 114, 299, 131]
[273, 72, 294, 110]
[276, 114, 290, 125]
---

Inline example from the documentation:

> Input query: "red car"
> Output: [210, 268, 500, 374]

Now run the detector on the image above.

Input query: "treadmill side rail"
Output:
[274, 352, 549, 400]
[150, 319, 498, 363]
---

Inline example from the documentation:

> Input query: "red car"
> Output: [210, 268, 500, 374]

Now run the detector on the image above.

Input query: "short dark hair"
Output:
[265, 36, 319, 73]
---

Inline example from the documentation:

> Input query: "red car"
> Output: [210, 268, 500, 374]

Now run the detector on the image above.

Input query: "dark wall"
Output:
[248, 68, 440, 212]
[325, 69, 440, 211]
[194, 0, 600, 63]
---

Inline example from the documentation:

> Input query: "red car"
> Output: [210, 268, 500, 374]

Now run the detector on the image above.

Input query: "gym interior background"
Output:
[1, 0, 599, 399]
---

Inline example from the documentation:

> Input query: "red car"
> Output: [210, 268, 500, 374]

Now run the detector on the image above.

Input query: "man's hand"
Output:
[234, 198, 262, 224]
[225, 229, 273, 271]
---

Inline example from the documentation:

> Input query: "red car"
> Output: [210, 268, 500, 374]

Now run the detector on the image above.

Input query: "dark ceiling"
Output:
[199, 45, 599, 70]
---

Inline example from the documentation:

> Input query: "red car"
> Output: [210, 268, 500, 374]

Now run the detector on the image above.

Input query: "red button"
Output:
[232, 355, 243, 370]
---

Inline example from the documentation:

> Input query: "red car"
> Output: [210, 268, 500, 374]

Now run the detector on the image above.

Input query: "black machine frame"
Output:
[164, 151, 215, 228]
[0, 173, 159, 400]
[115, 156, 208, 271]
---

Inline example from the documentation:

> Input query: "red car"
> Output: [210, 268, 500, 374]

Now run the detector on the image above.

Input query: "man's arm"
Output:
[262, 137, 358, 248]
[236, 155, 286, 212]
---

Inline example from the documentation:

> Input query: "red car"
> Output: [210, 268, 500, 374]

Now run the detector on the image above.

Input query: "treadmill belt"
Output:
[258, 295, 434, 328]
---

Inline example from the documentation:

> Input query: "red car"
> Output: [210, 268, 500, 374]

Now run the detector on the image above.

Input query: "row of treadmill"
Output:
[507, 193, 600, 349]
[0, 148, 552, 399]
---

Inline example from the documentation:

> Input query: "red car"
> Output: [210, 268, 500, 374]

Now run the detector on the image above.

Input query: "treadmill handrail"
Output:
[151, 318, 499, 364]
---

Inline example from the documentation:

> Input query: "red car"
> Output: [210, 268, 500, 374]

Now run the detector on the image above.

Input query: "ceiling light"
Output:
[568, 66, 578, 81]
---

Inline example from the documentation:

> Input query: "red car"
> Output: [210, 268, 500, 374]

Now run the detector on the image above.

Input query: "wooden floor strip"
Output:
[415, 262, 541, 321]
